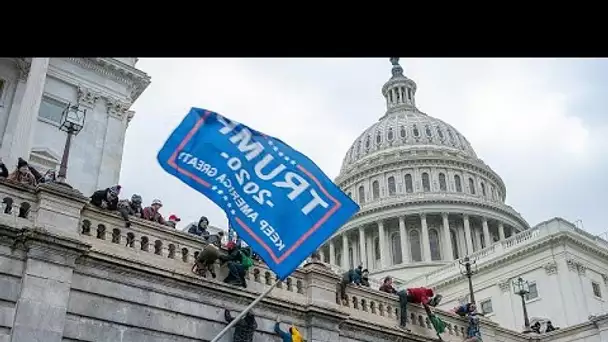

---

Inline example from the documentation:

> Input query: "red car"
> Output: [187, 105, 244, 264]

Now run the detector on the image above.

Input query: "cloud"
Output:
[122, 58, 607, 235]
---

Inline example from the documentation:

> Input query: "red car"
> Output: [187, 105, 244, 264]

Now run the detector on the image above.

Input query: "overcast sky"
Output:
[119, 58, 608, 236]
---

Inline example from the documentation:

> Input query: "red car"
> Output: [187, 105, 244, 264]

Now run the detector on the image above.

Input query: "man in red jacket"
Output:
[397, 287, 442, 330]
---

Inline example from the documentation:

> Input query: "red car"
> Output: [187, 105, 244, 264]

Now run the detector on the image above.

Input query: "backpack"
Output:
[241, 252, 254, 270]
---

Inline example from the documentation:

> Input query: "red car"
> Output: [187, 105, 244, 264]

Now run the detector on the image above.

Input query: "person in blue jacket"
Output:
[274, 317, 303, 342]
[338, 265, 363, 304]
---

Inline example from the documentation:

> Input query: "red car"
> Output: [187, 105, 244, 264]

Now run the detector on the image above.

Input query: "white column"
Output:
[358, 227, 366, 267]
[4, 58, 50, 167]
[474, 228, 482, 251]
[442, 213, 453, 261]
[329, 240, 336, 265]
[366, 235, 373, 269]
[498, 222, 506, 240]
[421, 214, 431, 261]
[399, 216, 408, 263]
[463, 215, 473, 255]
[341, 234, 348, 269]
[482, 217, 491, 248]
[378, 221, 386, 269]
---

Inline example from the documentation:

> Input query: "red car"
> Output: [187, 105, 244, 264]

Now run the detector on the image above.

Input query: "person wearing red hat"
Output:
[397, 286, 442, 331]
[142, 199, 166, 225]
[166, 214, 181, 228]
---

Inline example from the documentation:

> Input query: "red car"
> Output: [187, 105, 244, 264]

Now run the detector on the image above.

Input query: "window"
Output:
[405, 174, 413, 193]
[450, 229, 459, 259]
[454, 175, 462, 192]
[422, 172, 430, 192]
[38, 96, 66, 124]
[365, 136, 371, 149]
[437, 127, 444, 140]
[407, 88, 412, 100]
[387, 176, 396, 196]
[376, 132, 382, 145]
[348, 247, 354, 269]
[400, 126, 406, 138]
[391, 233, 402, 264]
[592, 281, 602, 298]
[409, 230, 422, 262]
[469, 178, 476, 195]
[387, 127, 394, 141]
[525, 283, 539, 301]
[439, 173, 447, 191]
[480, 299, 493, 314]
[481, 182, 486, 197]
[480, 232, 486, 249]
[425, 125, 432, 137]
[347, 192, 352, 199]
[336, 252, 342, 266]
[358, 186, 365, 204]
[413, 125, 420, 137]
[429, 229, 441, 261]
[372, 180, 380, 200]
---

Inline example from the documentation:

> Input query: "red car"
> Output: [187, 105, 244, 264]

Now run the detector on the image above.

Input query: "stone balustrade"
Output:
[0, 180, 584, 342]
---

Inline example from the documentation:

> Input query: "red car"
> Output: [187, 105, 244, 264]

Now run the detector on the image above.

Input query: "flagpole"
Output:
[211, 281, 280, 342]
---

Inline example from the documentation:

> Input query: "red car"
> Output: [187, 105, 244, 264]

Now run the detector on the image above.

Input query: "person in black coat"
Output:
[90, 185, 121, 210]
[224, 309, 257, 342]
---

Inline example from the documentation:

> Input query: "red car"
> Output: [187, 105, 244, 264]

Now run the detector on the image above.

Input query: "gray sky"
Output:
[120, 58, 608, 235]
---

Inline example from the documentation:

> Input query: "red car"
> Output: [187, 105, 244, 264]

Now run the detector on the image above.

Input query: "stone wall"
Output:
[0, 180, 599, 342]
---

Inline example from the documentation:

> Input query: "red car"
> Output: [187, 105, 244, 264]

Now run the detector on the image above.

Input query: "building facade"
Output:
[0, 180, 595, 342]
[0, 57, 150, 195]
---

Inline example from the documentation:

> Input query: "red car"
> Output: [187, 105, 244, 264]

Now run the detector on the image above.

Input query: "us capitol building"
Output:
[319, 58, 608, 335]
[0, 57, 606, 342]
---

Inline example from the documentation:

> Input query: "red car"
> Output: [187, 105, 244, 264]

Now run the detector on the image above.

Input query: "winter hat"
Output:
[131, 194, 142, 204]
[151, 199, 163, 206]
[426, 288, 435, 297]
[108, 185, 121, 195]
[17, 158, 28, 169]
[168, 214, 181, 222]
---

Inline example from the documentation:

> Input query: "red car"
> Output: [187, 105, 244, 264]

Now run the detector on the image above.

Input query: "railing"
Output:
[407, 217, 608, 287]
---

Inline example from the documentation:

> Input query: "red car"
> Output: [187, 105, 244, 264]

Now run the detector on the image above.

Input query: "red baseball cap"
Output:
[168, 214, 181, 222]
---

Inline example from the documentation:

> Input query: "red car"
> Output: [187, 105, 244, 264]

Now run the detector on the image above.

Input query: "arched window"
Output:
[372, 180, 380, 200]
[413, 125, 420, 137]
[429, 229, 441, 261]
[336, 251, 342, 266]
[400, 126, 406, 138]
[358, 186, 365, 204]
[439, 173, 447, 191]
[409, 230, 422, 262]
[481, 182, 486, 197]
[405, 174, 413, 193]
[425, 125, 432, 137]
[491, 186, 496, 200]
[387, 128, 394, 141]
[437, 127, 445, 140]
[388, 176, 396, 196]
[480, 232, 486, 249]
[391, 233, 402, 264]
[374, 237, 380, 261]
[376, 132, 382, 145]
[469, 178, 476, 195]
[454, 175, 462, 192]
[450, 229, 459, 259]
[349, 247, 354, 268]
[365, 135, 371, 149]
[422, 172, 430, 192]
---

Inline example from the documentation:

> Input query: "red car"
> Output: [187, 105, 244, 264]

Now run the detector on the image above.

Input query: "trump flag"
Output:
[157, 108, 359, 279]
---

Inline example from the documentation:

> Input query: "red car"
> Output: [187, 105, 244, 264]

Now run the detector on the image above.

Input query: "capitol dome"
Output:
[319, 58, 529, 281]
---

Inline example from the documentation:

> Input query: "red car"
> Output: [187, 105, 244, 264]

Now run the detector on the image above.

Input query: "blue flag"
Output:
[157, 108, 359, 279]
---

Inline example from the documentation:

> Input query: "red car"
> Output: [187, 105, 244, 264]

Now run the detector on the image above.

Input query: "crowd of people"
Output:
[338, 265, 485, 341]
[0, 158, 542, 341]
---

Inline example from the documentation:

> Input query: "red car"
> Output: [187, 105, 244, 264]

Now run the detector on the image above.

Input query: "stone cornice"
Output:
[339, 195, 528, 233]
[63, 57, 151, 102]
[337, 150, 507, 198]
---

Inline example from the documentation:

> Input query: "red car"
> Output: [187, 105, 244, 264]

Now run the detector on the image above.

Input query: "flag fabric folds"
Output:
[157, 108, 359, 279]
